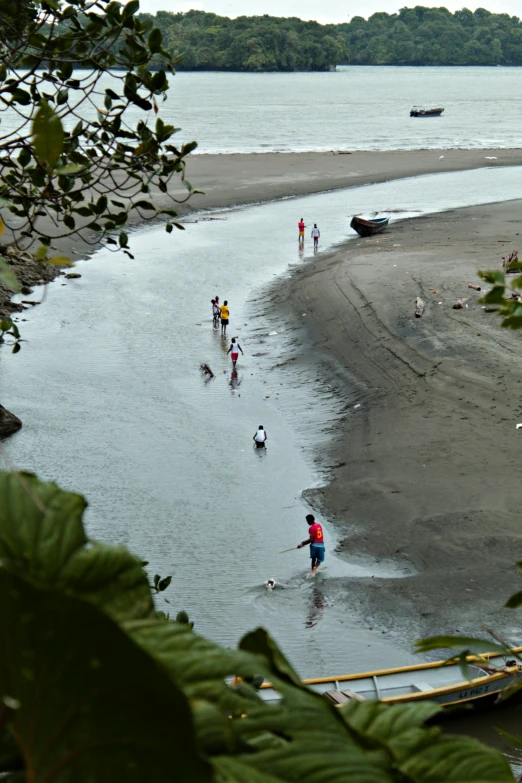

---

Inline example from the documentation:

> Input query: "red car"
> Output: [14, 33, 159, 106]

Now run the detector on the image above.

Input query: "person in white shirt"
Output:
[253, 425, 267, 449]
[211, 299, 221, 327]
[311, 223, 320, 249]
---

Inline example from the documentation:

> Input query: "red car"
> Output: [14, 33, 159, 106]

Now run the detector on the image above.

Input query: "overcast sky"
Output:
[138, 0, 520, 23]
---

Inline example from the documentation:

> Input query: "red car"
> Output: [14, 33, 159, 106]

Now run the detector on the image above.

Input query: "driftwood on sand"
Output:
[468, 283, 481, 291]
[503, 250, 520, 273]
[415, 297, 425, 318]
[200, 363, 214, 378]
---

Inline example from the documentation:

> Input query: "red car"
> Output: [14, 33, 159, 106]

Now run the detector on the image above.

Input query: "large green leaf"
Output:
[339, 700, 513, 781]
[0, 259, 21, 294]
[0, 571, 211, 783]
[127, 619, 515, 783]
[32, 101, 64, 169]
[0, 472, 153, 622]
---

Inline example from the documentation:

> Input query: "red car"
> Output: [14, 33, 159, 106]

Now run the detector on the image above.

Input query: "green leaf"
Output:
[496, 727, 522, 750]
[55, 163, 84, 175]
[46, 255, 74, 267]
[32, 101, 64, 169]
[0, 259, 21, 294]
[505, 590, 522, 608]
[123, 0, 140, 19]
[148, 27, 163, 54]
[17, 147, 31, 168]
[501, 316, 522, 330]
[119, 231, 129, 247]
[134, 200, 155, 211]
[240, 627, 303, 688]
[415, 635, 512, 656]
[0, 472, 153, 624]
[0, 571, 211, 783]
[479, 287, 505, 305]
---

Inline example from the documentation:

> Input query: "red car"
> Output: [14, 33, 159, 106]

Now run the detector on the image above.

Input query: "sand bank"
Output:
[271, 199, 522, 644]
[4, 148, 522, 265]
[176, 148, 522, 214]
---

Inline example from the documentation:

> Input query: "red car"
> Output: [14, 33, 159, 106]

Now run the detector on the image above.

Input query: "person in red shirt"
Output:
[297, 513, 325, 576]
[298, 218, 305, 247]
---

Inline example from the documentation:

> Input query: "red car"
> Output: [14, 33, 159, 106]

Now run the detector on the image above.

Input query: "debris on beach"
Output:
[354, 403, 362, 409]
[200, 363, 214, 378]
[516, 424, 522, 430]
[502, 249, 520, 273]
[332, 150, 352, 155]
[415, 297, 425, 318]
[453, 298, 468, 310]
[468, 283, 481, 291]
[428, 287, 438, 294]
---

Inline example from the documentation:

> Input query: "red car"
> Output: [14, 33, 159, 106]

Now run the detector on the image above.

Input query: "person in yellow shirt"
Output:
[220, 300, 229, 335]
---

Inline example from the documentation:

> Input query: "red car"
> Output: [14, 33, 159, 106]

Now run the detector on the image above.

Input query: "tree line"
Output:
[139, 7, 522, 70]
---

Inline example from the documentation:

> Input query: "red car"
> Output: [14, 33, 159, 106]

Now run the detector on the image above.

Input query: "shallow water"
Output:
[2, 67, 522, 154]
[2, 166, 522, 677]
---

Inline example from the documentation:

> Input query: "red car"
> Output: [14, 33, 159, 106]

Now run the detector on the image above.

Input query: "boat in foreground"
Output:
[350, 215, 389, 237]
[259, 647, 522, 709]
[410, 106, 444, 117]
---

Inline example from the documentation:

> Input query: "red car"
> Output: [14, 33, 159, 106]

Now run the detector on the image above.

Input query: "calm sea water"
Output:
[167, 66, 522, 153]
[1, 67, 521, 154]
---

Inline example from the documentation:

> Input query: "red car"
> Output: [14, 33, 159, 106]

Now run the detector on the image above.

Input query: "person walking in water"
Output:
[227, 336, 243, 367]
[253, 425, 267, 448]
[298, 217, 306, 247]
[220, 300, 229, 335]
[311, 223, 320, 251]
[211, 299, 221, 328]
[297, 514, 324, 576]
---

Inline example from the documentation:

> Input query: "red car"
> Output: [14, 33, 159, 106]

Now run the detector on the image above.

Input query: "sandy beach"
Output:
[271, 199, 522, 644]
[3, 147, 521, 319]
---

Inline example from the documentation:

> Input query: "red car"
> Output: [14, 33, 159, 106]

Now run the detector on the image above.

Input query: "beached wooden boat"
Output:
[259, 648, 522, 709]
[410, 107, 444, 117]
[350, 215, 389, 237]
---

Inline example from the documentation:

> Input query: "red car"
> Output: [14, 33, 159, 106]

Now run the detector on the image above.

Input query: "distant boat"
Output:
[350, 215, 389, 237]
[410, 106, 444, 117]
[259, 647, 522, 710]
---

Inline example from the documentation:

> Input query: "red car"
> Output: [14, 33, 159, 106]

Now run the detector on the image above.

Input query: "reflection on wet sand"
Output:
[306, 580, 326, 628]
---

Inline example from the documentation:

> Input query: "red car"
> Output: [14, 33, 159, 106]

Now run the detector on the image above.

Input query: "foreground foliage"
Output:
[0, 0, 196, 275]
[141, 7, 522, 70]
[0, 470, 515, 781]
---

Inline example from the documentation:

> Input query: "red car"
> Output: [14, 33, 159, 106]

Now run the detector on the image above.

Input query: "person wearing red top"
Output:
[297, 513, 325, 576]
[298, 218, 305, 246]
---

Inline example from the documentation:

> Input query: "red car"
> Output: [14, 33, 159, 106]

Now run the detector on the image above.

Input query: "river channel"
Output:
[2, 167, 522, 682]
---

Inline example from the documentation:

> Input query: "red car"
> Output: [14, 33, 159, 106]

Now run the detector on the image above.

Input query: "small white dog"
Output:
[266, 578, 276, 590]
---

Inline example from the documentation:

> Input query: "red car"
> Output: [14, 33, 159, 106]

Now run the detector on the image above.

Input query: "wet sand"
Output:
[177, 148, 522, 214]
[4, 148, 522, 265]
[271, 199, 522, 645]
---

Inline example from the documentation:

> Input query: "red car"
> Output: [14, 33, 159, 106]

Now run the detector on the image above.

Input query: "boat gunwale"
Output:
[260, 646, 522, 690]
[380, 668, 519, 703]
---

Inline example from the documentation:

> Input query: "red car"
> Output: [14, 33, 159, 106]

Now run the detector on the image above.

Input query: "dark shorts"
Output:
[255, 441, 266, 448]
[310, 543, 325, 562]
[221, 319, 229, 325]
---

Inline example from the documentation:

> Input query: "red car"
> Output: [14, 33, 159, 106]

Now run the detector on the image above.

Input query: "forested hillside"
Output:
[144, 11, 348, 71]
[140, 7, 522, 70]
[340, 6, 522, 65]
